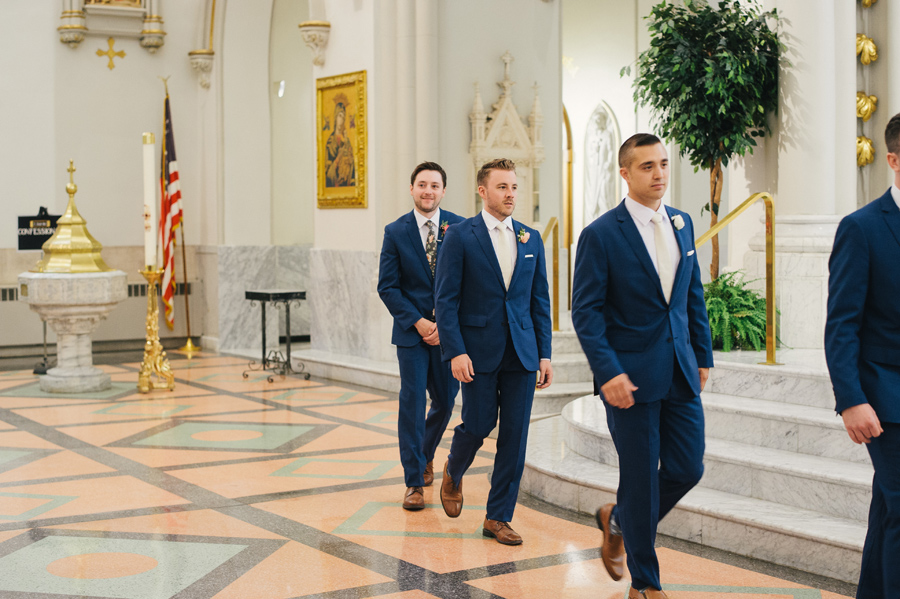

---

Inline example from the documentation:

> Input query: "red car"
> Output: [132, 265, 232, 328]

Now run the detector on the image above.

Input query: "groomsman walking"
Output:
[572, 134, 713, 598]
[435, 158, 553, 545]
[825, 113, 900, 599]
[378, 162, 465, 510]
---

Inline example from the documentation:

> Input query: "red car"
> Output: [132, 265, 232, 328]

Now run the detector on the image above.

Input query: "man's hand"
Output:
[537, 361, 553, 389]
[451, 354, 475, 383]
[698, 368, 710, 392]
[841, 403, 883, 444]
[414, 318, 438, 345]
[601, 373, 638, 409]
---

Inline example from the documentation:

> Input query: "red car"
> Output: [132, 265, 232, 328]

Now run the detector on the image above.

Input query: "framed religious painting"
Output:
[316, 70, 367, 208]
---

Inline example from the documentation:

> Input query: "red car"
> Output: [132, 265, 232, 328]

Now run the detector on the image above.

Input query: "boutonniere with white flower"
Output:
[671, 214, 685, 230]
[517, 228, 530, 243]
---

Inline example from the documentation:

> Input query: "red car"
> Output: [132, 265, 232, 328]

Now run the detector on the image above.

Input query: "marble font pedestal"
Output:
[18, 271, 128, 393]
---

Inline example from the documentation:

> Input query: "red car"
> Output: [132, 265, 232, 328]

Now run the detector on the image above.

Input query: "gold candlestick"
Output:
[138, 268, 175, 392]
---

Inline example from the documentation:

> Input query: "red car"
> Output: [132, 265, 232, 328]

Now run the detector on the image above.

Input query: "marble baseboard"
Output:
[523, 417, 865, 584]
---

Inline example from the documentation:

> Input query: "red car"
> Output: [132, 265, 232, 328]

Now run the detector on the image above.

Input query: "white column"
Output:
[415, 1, 439, 161]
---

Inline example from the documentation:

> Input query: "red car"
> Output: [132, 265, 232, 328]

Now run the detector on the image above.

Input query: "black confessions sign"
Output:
[18, 207, 60, 251]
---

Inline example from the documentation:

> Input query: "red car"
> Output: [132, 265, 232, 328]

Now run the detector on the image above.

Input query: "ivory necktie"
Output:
[651, 213, 674, 303]
[495, 225, 513, 289]
[425, 221, 437, 277]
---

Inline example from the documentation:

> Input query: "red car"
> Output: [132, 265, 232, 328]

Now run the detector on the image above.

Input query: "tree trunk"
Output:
[709, 157, 724, 280]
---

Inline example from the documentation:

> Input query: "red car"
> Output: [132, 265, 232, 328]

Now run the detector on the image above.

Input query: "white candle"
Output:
[142, 132, 157, 268]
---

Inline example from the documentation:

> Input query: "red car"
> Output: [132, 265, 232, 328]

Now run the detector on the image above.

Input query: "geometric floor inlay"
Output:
[270, 457, 399, 479]
[130, 422, 316, 451]
[0, 534, 246, 598]
[0, 491, 78, 521]
[332, 502, 486, 538]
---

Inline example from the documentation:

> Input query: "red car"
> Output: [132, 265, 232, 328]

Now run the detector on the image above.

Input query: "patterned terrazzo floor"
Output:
[0, 353, 854, 598]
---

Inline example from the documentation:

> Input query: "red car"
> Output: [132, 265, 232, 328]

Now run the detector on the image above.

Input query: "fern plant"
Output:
[704, 271, 770, 352]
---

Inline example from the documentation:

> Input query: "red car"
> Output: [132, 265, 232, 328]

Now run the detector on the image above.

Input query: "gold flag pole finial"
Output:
[158, 75, 170, 96]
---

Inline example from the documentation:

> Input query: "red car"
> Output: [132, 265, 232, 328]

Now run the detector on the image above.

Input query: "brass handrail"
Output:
[695, 192, 779, 365]
[541, 217, 560, 331]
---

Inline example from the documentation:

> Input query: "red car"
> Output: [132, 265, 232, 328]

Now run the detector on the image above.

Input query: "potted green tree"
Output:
[625, 0, 780, 279]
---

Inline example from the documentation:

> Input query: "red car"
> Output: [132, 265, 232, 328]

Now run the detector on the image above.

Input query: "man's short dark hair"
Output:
[885, 114, 900, 156]
[477, 158, 516, 187]
[618, 133, 663, 168]
[410, 161, 447, 187]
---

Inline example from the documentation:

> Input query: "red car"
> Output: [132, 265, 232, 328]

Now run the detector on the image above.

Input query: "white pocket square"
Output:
[525, 254, 534, 258]
[687, 250, 695, 256]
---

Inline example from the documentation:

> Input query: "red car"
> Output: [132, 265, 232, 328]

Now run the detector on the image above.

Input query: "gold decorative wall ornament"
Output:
[857, 92, 878, 122]
[857, 136, 875, 167]
[96, 38, 125, 70]
[862, 0, 878, 7]
[299, 21, 331, 67]
[189, 0, 216, 89]
[32, 161, 114, 274]
[857, 33, 878, 65]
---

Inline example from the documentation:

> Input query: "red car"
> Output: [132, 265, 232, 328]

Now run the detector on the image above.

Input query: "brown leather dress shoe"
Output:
[440, 461, 462, 517]
[402, 487, 424, 511]
[627, 587, 669, 599]
[423, 461, 434, 486]
[482, 518, 523, 545]
[596, 503, 625, 581]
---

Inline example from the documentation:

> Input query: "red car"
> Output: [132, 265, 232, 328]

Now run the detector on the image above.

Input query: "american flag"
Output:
[159, 95, 182, 330]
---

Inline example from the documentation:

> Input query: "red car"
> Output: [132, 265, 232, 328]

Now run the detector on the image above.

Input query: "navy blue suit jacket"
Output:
[378, 209, 466, 347]
[825, 189, 900, 423]
[571, 201, 714, 403]
[434, 213, 552, 372]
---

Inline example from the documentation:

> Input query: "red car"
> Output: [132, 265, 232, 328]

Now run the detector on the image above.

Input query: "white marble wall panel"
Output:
[275, 245, 312, 337]
[217, 246, 278, 351]
[309, 248, 394, 362]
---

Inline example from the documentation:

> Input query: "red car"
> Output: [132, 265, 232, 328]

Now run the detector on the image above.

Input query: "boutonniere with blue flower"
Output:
[671, 214, 685, 230]
[517, 228, 530, 243]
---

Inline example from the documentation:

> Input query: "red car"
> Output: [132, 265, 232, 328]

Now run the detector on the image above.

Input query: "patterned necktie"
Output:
[425, 221, 437, 277]
[651, 213, 674, 303]
[495, 225, 512, 289]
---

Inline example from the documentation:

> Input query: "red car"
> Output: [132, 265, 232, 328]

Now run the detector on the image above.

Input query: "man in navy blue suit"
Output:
[826, 114, 900, 599]
[571, 134, 713, 599]
[378, 161, 464, 511]
[434, 158, 553, 545]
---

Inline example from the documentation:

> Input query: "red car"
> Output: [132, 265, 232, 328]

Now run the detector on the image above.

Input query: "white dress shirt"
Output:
[623, 196, 680, 276]
[413, 208, 441, 250]
[481, 209, 517, 273]
[891, 185, 900, 212]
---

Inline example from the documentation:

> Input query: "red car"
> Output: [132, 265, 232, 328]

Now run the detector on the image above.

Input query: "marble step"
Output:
[702, 392, 870, 464]
[561, 397, 873, 522]
[551, 331, 584, 355]
[282, 347, 588, 412]
[549, 353, 593, 384]
[521, 417, 865, 584]
[708, 354, 834, 410]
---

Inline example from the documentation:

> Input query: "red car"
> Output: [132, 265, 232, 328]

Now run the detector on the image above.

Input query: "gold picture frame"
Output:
[316, 70, 367, 208]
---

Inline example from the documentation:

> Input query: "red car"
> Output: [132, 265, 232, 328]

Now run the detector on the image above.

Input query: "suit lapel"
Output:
[405, 211, 434, 280]
[616, 201, 664, 296]
[472, 213, 506, 289]
[665, 206, 688, 292]
[879, 191, 900, 250]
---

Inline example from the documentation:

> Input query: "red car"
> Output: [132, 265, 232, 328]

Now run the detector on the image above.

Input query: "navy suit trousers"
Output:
[396, 343, 458, 487]
[605, 367, 705, 591]
[447, 331, 536, 522]
[858, 422, 900, 599]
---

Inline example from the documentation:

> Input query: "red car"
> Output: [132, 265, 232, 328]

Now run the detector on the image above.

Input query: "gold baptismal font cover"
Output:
[31, 160, 113, 274]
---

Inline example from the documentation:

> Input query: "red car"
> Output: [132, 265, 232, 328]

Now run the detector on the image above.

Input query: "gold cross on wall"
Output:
[96, 38, 125, 70]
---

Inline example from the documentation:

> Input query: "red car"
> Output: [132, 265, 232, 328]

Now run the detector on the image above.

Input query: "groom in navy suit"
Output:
[435, 158, 553, 545]
[572, 134, 713, 599]
[378, 161, 464, 511]
[826, 114, 900, 599]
